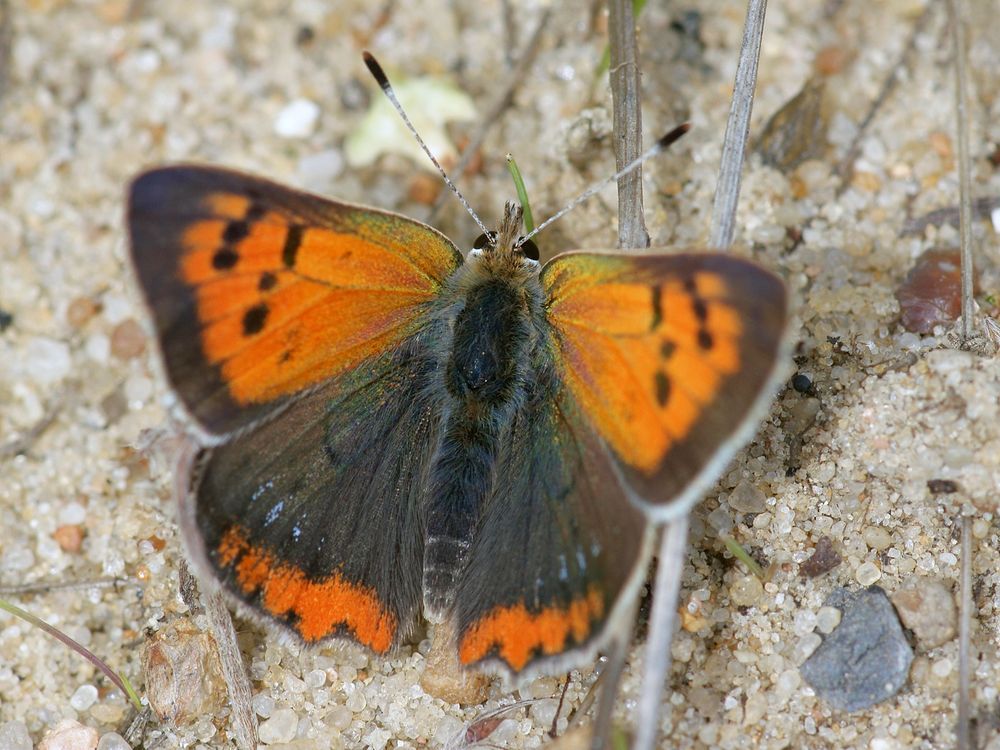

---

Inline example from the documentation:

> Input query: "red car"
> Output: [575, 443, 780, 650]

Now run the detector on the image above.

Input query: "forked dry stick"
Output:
[635, 2, 769, 750]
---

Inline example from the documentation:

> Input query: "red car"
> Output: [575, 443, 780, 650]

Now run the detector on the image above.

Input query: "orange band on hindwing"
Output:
[216, 526, 396, 651]
[458, 588, 605, 671]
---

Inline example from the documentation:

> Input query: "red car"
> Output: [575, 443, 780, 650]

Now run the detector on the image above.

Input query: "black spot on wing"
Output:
[654, 371, 670, 407]
[223, 220, 250, 243]
[283, 225, 304, 268]
[258, 272, 277, 291]
[213, 247, 239, 269]
[243, 303, 268, 336]
[650, 285, 662, 330]
[692, 297, 707, 322]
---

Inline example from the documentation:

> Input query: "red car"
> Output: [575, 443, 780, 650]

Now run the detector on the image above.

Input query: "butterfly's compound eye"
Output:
[473, 232, 497, 250]
[518, 238, 540, 261]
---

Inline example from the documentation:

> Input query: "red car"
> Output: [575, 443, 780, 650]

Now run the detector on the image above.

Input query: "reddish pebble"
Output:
[66, 297, 100, 328]
[814, 45, 851, 76]
[896, 248, 973, 333]
[52, 524, 86, 553]
[110, 318, 146, 359]
[407, 173, 442, 205]
[800, 536, 841, 578]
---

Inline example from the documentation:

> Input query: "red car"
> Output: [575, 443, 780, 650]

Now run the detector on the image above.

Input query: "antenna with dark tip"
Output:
[515, 123, 690, 247]
[362, 51, 490, 236]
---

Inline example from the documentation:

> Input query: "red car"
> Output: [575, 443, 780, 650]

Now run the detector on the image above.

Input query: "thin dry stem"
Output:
[607, 0, 649, 249]
[957, 513, 972, 750]
[949, 0, 975, 341]
[709, 0, 767, 250]
[204, 588, 259, 750]
[634, 517, 689, 750]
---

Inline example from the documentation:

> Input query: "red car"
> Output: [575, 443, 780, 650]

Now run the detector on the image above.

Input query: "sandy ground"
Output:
[2, 0, 1000, 748]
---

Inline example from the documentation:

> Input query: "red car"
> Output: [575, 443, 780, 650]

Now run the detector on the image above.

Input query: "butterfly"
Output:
[126, 162, 788, 683]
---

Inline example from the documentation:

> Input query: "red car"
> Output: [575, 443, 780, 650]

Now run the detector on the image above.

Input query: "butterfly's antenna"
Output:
[516, 123, 690, 247]
[362, 51, 490, 237]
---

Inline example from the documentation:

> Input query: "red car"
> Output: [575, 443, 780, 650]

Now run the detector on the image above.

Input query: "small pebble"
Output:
[800, 587, 913, 711]
[26, 337, 72, 384]
[110, 319, 146, 360]
[730, 574, 764, 607]
[275, 98, 320, 138]
[800, 536, 841, 577]
[527, 676, 559, 699]
[0, 720, 32, 750]
[529, 698, 560, 727]
[855, 561, 882, 585]
[926, 478, 959, 494]
[304, 668, 327, 688]
[324, 705, 353, 732]
[793, 632, 823, 665]
[785, 397, 820, 436]
[66, 297, 100, 328]
[816, 606, 842, 634]
[891, 578, 957, 648]
[252, 692, 275, 718]
[100, 388, 128, 425]
[757, 77, 828, 171]
[38, 719, 99, 750]
[931, 657, 953, 678]
[95, 733, 131, 750]
[259, 708, 298, 744]
[728, 479, 767, 513]
[53, 524, 86, 553]
[895, 248, 971, 334]
[364, 728, 392, 750]
[345, 690, 367, 713]
[862, 526, 893, 551]
[59, 501, 87, 525]
[69, 684, 99, 711]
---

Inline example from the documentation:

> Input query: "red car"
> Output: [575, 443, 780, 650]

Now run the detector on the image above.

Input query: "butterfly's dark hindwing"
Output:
[449, 333, 650, 677]
[180, 341, 444, 652]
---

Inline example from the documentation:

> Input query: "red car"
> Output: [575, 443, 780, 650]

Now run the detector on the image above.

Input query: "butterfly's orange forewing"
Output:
[543, 252, 788, 517]
[128, 166, 462, 435]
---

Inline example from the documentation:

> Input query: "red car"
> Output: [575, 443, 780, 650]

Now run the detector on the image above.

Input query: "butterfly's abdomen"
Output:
[424, 275, 536, 618]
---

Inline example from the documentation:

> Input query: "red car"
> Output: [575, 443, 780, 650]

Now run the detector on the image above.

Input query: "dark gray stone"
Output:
[800, 586, 913, 711]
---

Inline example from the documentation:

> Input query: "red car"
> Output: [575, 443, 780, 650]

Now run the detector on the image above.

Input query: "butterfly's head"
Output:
[467, 201, 540, 272]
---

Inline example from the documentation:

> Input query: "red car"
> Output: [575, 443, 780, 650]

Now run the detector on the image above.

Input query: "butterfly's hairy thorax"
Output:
[423, 253, 546, 618]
